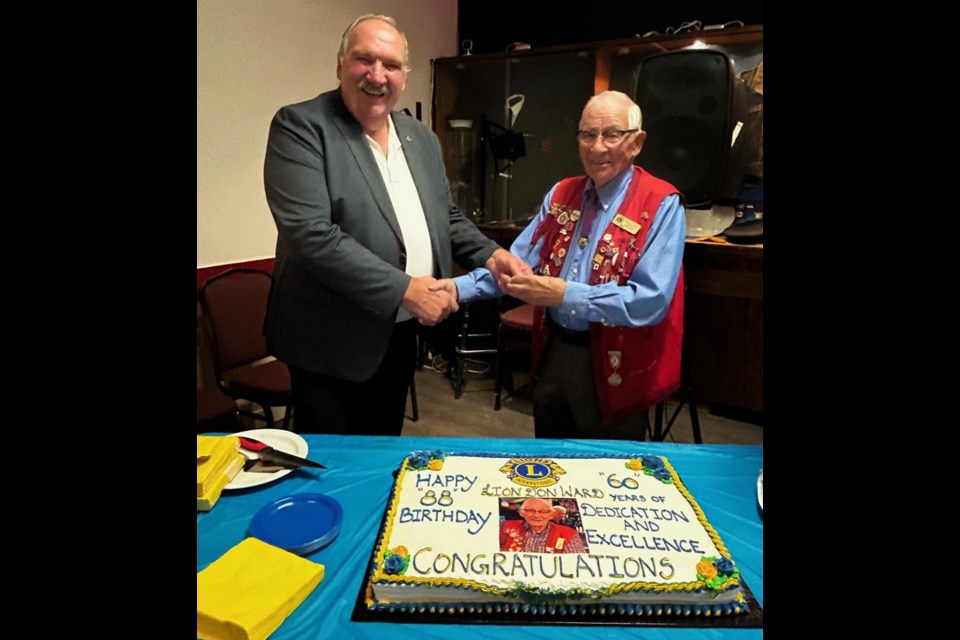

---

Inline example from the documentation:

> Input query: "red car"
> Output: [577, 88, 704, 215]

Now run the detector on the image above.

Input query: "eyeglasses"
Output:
[521, 509, 553, 516]
[576, 128, 638, 145]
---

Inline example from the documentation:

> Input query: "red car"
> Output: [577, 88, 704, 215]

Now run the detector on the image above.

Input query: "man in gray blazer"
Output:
[263, 14, 530, 435]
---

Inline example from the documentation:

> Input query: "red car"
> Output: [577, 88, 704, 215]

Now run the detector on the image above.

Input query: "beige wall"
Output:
[197, 0, 458, 268]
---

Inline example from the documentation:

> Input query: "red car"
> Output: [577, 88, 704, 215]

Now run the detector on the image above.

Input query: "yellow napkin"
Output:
[197, 537, 325, 640]
[197, 455, 244, 512]
[198, 436, 241, 497]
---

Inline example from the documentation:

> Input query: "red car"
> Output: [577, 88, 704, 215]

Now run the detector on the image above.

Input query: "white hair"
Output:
[583, 90, 642, 130]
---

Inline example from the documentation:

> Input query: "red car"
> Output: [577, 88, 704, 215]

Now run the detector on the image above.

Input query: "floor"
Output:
[398, 355, 763, 445]
[233, 354, 763, 444]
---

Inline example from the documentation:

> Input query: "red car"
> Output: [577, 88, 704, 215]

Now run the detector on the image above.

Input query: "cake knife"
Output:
[238, 436, 326, 469]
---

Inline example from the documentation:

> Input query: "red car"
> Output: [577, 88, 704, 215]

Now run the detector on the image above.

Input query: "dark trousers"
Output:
[288, 319, 417, 435]
[533, 336, 648, 440]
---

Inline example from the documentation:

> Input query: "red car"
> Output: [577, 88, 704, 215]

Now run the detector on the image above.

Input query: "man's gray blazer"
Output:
[263, 89, 498, 381]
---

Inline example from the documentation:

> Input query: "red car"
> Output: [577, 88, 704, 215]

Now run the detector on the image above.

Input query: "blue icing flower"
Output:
[384, 553, 406, 574]
[430, 449, 445, 461]
[653, 467, 671, 481]
[641, 455, 664, 470]
[715, 557, 735, 575]
[408, 451, 430, 469]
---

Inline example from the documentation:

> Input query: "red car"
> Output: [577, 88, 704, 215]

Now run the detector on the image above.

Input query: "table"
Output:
[197, 436, 763, 639]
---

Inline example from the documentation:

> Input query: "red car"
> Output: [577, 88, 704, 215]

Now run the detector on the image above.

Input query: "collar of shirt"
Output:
[363, 115, 403, 159]
[585, 167, 633, 226]
[520, 521, 553, 551]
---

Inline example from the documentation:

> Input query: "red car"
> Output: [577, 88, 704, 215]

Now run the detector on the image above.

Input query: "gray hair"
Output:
[337, 14, 411, 72]
[583, 90, 642, 130]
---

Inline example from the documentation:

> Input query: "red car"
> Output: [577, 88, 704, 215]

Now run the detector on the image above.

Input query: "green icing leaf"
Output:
[504, 583, 593, 605]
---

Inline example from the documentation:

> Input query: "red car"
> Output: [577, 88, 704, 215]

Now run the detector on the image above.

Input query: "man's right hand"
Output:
[402, 276, 459, 325]
[428, 278, 459, 302]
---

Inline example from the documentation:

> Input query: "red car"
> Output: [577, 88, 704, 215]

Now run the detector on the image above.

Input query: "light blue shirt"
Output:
[453, 166, 685, 331]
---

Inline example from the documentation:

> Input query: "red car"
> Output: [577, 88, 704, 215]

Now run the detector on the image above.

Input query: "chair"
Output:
[448, 301, 499, 399]
[493, 302, 535, 410]
[650, 334, 702, 443]
[198, 268, 293, 429]
[197, 386, 242, 433]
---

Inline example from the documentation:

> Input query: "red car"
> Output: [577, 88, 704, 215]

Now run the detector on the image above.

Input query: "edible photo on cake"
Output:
[499, 497, 589, 553]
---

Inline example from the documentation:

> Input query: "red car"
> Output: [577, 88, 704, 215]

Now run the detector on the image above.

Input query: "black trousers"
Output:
[288, 319, 417, 435]
[533, 335, 649, 440]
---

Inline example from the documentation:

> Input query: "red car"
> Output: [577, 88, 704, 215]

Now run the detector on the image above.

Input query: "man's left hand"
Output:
[486, 248, 532, 286]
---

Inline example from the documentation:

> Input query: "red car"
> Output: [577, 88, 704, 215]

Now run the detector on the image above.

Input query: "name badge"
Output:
[612, 214, 641, 235]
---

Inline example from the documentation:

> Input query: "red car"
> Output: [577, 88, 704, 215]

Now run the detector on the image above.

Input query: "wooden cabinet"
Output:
[434, 50, 595, 222]
[683, 241, 763, 413]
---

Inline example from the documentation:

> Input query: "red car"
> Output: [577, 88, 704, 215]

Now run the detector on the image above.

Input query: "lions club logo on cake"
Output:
[499, 458, 566, 488]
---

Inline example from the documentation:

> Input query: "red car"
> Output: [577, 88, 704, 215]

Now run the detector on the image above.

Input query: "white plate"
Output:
[757, 469, 763, 510]
[224, 429, 309, 491]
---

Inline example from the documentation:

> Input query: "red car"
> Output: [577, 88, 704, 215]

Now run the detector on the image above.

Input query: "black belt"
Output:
[547, 317, 590, 346]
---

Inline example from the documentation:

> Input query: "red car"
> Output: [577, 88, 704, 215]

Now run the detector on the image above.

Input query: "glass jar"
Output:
[444, 119, 481, 220]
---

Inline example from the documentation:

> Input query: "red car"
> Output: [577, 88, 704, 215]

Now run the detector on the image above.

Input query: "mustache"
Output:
[358, 77, 389, 96]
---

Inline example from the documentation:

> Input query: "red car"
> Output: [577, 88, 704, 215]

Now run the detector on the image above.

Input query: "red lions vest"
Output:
[529, 166, 684, 425]
[499, 520, 581, 553]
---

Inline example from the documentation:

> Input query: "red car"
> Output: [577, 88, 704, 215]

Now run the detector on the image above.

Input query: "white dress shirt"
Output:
[365, 115, 435, 322]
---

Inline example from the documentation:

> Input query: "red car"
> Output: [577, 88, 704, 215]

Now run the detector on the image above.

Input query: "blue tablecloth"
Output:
[197, 436, 763, 639]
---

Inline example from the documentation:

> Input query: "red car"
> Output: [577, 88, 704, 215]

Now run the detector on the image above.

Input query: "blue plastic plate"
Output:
[248, 493, 343, 555]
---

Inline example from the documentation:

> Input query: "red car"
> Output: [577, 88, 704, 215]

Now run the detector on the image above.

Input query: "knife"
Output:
[242, 455, 291, 474]
[238, 436, 326, 469]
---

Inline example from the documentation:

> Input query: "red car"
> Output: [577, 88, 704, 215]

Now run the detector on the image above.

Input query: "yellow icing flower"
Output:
[392, 546, 409, 557]
[428, 459, 444, 471]
[625, 459, 643, 471]
[696, 560, 718, 580]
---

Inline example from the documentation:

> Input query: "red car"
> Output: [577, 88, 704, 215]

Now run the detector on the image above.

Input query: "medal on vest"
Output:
[607, 350, 623, 386]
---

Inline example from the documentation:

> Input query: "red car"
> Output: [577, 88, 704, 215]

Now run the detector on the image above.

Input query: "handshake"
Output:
[400, 249, 535, 326]
[401, 276, 459, 326]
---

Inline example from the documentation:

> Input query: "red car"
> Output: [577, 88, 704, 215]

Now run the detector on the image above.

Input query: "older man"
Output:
[263, 14, 530, 435]
[444, 90, 686, 440]
[500, 498, 588, 553]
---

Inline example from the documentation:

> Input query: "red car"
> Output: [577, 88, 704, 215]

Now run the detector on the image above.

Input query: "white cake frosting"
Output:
[366, 451, 746, 617]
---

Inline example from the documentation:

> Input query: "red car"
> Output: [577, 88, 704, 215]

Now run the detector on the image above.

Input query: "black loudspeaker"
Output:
[635, 50, 745, 208]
